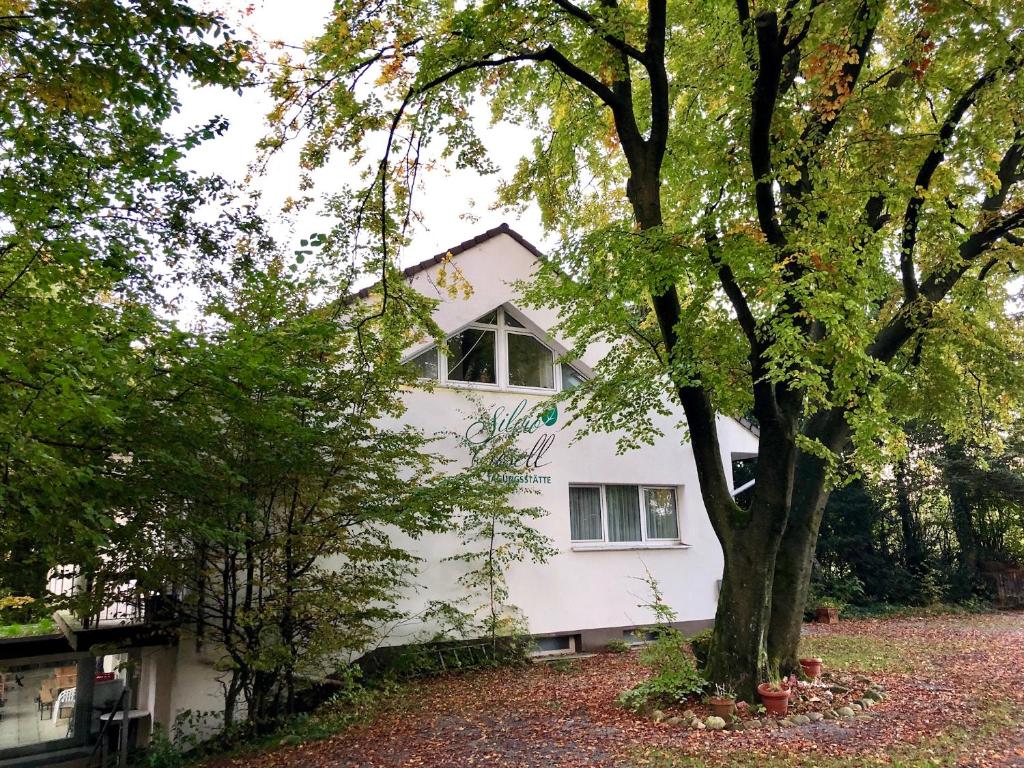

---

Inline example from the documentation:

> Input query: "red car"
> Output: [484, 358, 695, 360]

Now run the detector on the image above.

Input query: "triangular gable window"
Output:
[474, 309, 498, 325]
[405, 306, 586, 391]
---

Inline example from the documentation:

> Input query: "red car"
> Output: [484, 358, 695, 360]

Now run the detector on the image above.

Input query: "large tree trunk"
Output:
[703, 414, 796, 699]
[706, 522, 784, 699]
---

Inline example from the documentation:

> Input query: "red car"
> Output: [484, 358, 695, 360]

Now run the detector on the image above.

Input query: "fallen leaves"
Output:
[204, 612, 1024, 768]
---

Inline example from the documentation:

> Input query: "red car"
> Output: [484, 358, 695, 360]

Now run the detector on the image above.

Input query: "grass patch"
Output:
[797, 633, 908, 674]
[0, 617, 57, 638]
[628, 704, 1016, 767]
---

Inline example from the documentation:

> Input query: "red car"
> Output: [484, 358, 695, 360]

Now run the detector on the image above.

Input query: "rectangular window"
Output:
[645, 487, 679, 539]
[569, 486, 603, 541]
[569, 484, 680, 544]
[447, 328, 496, 384]
[606, 485, 642, 542]
[507, 332, 554, 389]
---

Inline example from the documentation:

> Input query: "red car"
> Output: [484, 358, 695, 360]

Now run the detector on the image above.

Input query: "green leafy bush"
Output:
[805, 569, 865, 615]
[605, 639, 631, 653]
[617, 628, 707, 711]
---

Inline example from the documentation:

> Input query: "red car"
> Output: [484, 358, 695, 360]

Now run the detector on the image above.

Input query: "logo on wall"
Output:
[464, 399, 558, 485]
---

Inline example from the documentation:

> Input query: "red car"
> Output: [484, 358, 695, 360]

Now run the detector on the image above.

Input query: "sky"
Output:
[170, 0, 551, 281]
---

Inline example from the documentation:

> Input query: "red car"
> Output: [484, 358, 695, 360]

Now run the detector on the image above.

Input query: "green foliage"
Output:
[439, 406, 556, 645]
[618, 628, 708, 711]
[605, 639, 631, 654]
[0, 617, 56, 639]
[816, 420, 1024, 610]
[0, 0, 247, 605]
[619, 570, 706, 710]
[138, 726, 188, 768]
[805, 571, 865, 614]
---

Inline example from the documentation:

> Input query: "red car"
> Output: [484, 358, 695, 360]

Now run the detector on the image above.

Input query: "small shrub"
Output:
[688, 629, 713, 671]
[804, 570, 865, 616]
[605, 639, 631, 653]
[617, 628, 707, 711]
[138, 726, 186, 768]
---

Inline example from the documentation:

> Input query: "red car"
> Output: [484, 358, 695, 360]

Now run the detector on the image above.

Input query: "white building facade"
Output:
[378, 224, 758, 651]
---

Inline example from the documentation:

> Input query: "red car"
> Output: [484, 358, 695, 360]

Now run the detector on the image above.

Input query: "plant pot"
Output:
[708, 697, 736, 718]
[757, 683, 790, 716]
[815, 606, 839, 624]
[799, 657, 823, 679]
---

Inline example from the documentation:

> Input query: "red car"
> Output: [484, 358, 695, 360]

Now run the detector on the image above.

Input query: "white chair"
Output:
[54, 686, 75, 721]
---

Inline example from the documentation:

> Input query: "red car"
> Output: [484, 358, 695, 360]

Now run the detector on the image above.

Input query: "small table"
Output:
[99, 709, 150, 723]
[99, 710, 151, 765]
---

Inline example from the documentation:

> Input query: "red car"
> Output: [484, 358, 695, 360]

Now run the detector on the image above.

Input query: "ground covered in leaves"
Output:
[207, 612, 1024, 767]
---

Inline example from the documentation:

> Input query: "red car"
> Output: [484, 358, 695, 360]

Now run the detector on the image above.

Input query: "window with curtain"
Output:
[569, 484, 680, 544]
[605, 485, 642, 542]
[569, 486, 602, 541]
[645, 487, 679, 539]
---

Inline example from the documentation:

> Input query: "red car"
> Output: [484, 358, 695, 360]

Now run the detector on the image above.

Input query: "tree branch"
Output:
[870, 205, 1024, 363]
[548, 0, 647, 62]
[748, 11, 786, 246]
[645, 0, 670, 159]
[899, 63, 1015, 301]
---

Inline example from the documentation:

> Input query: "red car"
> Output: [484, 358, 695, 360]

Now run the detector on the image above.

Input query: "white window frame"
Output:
[409, 307, 573, 393]
[568, 483, 684, 546]
[567, 484, 605, 543]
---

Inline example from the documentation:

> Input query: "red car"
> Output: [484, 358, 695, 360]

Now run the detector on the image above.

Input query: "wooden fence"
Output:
[991, 569, 1024, 608]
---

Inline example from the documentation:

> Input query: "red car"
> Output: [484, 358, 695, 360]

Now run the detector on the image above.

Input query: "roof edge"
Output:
[354, 223, 543, 299]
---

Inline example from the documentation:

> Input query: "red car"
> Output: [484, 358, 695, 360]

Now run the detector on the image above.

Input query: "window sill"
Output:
[570, 542, 692, 552]
[422, 380, 558, 396]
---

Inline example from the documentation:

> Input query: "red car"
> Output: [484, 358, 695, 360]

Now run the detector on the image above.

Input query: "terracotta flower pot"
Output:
[709, 697, 736, 719]
[757, 683, 790, 716]
[815, 606, 839, 624]
[799, 657, 823, 679]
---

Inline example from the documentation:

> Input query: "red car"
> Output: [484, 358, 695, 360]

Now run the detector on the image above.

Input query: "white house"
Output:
[0, 224, 757, 767]
[366, 223, 759, 651]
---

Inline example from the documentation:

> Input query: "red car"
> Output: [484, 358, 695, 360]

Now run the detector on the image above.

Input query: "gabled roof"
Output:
[359, 224, 759, 443]
[354, 223, 544, 300]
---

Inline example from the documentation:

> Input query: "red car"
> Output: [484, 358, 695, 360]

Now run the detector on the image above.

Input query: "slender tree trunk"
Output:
[942, 441, 980, 582]
[894, 459, 925, 572]
[767, 410, 849, 672]
[767, 451, 831, 672]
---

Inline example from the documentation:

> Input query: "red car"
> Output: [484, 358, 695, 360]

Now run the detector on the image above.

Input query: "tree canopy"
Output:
[274, 0, 1024, 694]
[0, 0, 248, 602]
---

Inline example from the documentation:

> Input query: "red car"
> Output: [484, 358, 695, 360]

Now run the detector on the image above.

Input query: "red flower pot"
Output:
[799, 657, 823, 679]
[757, 683, 791, 716]
[709, 697, 736, 719]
